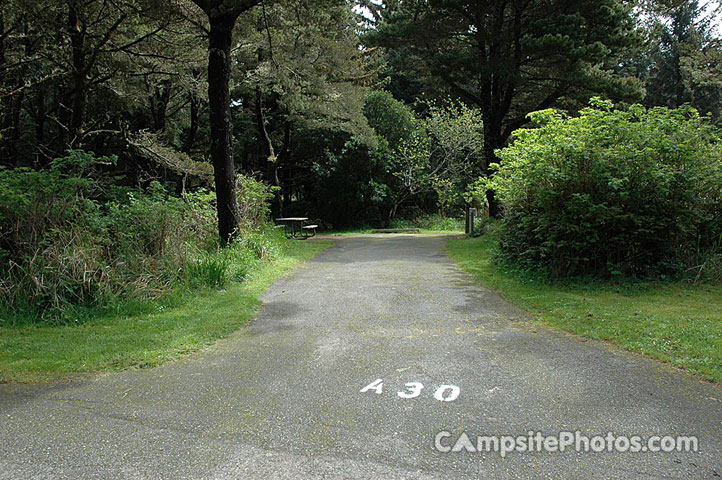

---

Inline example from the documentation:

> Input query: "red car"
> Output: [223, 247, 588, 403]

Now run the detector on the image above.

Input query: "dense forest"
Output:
[1, 0, 721, 320]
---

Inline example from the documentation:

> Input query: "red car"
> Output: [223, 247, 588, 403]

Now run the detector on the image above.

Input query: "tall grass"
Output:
[0, 150, 281, 326]
[389, 213, 464, 231]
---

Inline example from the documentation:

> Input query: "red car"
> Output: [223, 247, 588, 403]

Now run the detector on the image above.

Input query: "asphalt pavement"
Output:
[1, 234, 720, 479]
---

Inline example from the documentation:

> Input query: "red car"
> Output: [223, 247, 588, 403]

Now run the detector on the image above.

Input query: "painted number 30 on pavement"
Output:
[360, 379, 460, 402]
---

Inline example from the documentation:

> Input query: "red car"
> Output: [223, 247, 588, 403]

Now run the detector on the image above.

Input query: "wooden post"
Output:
[466, 207, 478, 236]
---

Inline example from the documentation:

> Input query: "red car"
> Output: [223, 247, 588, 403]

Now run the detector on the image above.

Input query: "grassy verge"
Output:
[323, 214, 464, 236]
[390, 214, 464, 233]
[326, 215, 465, 236]
[447, 234, 722, 383]
[323, 227, 374, 236]
[0, 239, 331, 383]
[326, 229, 462, 236]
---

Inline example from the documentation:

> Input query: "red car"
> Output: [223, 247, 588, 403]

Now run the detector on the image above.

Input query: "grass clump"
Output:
[0, 238, 329, 382]
[389, 213, 464, 232]
[327, 214, 464, 235]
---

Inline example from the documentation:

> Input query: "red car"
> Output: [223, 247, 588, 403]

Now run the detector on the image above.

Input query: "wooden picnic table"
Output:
[275, 217, 317, 239]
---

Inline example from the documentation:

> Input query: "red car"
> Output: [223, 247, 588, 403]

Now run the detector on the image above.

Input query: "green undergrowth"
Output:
[0, 239, 330, 383]
[327, 214, 465, 235]
[324, 226, 375, 236]
[447, 233, 722, 383]
[390, 214, 464, 232]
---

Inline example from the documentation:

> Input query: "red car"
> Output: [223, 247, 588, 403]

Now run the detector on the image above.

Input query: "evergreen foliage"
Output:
[365, 0, 644, 216]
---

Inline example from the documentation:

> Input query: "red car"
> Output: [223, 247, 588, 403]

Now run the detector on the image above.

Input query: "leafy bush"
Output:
[236, 174, 277, 230]
[492, 100, 722, 279]
[386, 98, 484, 220]
[0, 151, 108, 258]
[0, 151, 281, 324]
[312, 93, 484, 228]
[313, 138, 392, 228]
[0, 151, 116, 312]
[240, 231, 282, 261]
[364, 90, 416, 150]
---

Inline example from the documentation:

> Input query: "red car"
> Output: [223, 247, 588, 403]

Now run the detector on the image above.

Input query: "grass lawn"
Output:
[325, 214, 465, 236]
[323, 227, 374, 236]
[325, 228, 463, 236]
[447, 234, 722, 383]
[0, 240, 330, 383]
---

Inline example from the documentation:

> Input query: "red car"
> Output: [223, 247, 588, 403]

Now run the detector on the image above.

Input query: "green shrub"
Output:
[417, 214, 464, 232]
[0, 151, 109, 258]
[0, 151, 282, 324]
[240, 231, 282, 261]
[236, 174, 277, 230]
[388, 218, 416, 229]
[492, 100, 722, 279]
[0, 152, 115, 313]
[313, 138, 392, 228]
[225, 243, 259, 282]
[364, 90, 416, 150]
[184, 253, 231, 289]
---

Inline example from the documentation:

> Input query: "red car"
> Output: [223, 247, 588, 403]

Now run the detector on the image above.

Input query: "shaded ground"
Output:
[1, 234, 720, 479]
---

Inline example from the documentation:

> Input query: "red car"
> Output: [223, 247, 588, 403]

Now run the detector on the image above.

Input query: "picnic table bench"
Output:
[275, 217, 317, 239]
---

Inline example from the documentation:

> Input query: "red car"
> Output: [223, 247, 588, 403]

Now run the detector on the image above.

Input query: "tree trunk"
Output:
[207, 13, 241, 245]
[177, 88, 199, 196]
[0, 2, 8, 166]
[181, 71, 200, 154]
[150, 79, 171, 132]
[0, 11, 27, 167]
[254, 86, 276, 160]
[255, 87, 285, 216]
[7, 84, 23, 165]
[254, 87, 277, 190]
[275, 121, 291, 217]
[35, 89, 46, 146]
[68, 2, 86, 145]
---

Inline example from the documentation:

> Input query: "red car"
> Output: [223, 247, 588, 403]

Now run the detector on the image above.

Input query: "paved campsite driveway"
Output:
[1, 235, 721, 479]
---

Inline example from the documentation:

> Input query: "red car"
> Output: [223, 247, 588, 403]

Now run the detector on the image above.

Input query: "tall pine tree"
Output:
[366, 0, 642, 215]
[644, 1, 722, 123]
